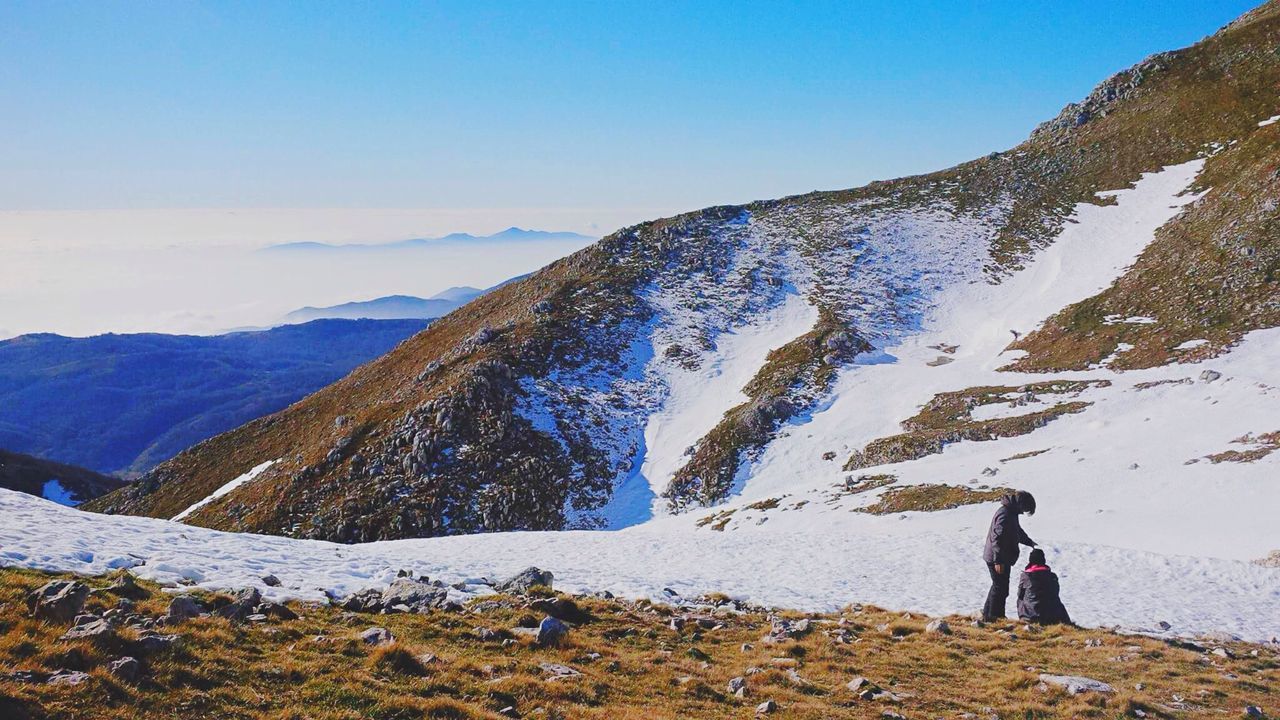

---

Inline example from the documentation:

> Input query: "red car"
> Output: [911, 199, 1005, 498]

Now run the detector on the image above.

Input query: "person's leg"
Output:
[982, 562, 1010, 621]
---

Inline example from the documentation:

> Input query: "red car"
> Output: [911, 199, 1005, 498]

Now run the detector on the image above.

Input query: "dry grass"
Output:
[857, 484, 1010, 515]
[1, 568, 1275, 719]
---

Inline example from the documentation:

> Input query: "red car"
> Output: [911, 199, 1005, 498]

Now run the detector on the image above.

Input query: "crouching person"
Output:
[1017, 548, 1072, 625]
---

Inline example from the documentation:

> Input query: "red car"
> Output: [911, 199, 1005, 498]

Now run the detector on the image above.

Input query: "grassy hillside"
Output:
[1, 568, 1274, 720]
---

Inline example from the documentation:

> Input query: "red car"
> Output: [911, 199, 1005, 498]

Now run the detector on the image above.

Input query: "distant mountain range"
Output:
[262, 227, 595, 253]
[0, 448, 125, 506]
[283, 287, 485, 324]
[0, 319, 429, 476]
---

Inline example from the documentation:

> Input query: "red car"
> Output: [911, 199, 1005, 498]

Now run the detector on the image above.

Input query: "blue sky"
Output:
[0, 0, 1258, 214]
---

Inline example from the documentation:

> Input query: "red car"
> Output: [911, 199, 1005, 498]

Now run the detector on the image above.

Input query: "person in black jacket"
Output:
[981, 490, 1037, 622]
[1017, 548, 1072, 625]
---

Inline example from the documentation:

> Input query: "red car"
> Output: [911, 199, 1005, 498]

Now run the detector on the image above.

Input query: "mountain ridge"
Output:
[86, 3, 1280, 544]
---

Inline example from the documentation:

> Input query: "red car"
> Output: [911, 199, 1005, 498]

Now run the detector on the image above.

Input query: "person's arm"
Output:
[1019, 526, 1037, 547]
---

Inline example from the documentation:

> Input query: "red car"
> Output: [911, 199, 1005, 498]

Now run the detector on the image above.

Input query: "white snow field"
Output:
[2, 160, 1278, 642]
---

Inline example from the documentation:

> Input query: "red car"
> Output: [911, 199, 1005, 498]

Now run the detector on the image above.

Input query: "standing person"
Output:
[981, 490, 1037, 622]
[1017, 548, 1073, 625]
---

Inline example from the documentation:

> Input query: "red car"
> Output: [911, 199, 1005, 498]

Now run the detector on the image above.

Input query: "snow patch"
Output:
[172, 460, 277, 522]
[1258, 114, 1280, 127]
[41, 479, 78, 507]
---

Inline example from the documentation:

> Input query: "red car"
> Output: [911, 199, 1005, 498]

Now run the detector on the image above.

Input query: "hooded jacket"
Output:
[982, 493, 1036, 565]
[1017, 564, 1072, 625]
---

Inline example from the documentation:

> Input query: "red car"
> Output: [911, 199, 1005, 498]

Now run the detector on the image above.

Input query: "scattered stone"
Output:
[756, 699, 777, 714]
[740, 642, 754, 652]
[381, 577, 450, 614]
[536, 616, 570, 648]
[61, 617, 116, 641]
[728, 676, 747, 695]
[1085, 638, 1103, 648]
[495, 567, 554, 594]
[27, 580, 90, 622]
[134, 631, 181, 654]
[1038, 673, 1116, 694]
[539, 662, 580, 679]
[1244, 707, 1264, 718]
[255, 601, 298, 621]
[474, 627, 502, 642]
[261, 574, 281, 587]
[47, 669, 91, 686]
[686, 647, 710, 661]
[1200, 369, 1222, 383]
[925, 619, 952, 635]
[107, 573, 149, 600]
[848, 677, 871, 692]
[360, 627, 394, 645]
[166, 596, 203, 624]
[669, 617, 686, 632]
[216, 588, 262, 622]
[108, 656, 140, 682]
[1212, 647, 1235, 659]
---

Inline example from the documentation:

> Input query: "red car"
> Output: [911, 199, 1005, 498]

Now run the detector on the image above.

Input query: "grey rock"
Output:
[166, 596, 203, 623]
[756, 699, 777, 714]
[340, 588, 385, 613]
[216, 587, 262, 622]
[360, 627, 394, 645]
[47, 669, 91, 686]
[27, 580, 90, 623]
[474, 626, 502, 641]
[61, 618, 116, 641]
[134, 631, 181, 653]
[1200, 369, 1222, 383]
[108, 656, 140, 682]
[539, 662, 581, 679]
[1244, 707, 1264, 718]
[495, 567, 554, 594]
[261, 574, 282, 587]
[1038, 673, 1116, 694]
[381, 577, 450, 613]
[848, 676, 871, 692]
[536, 616, 570, 647]
[728, 676, 747, 694]
[925, 619, 952, 635]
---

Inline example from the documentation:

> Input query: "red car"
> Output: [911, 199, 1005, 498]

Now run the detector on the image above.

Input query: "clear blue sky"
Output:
[0, 0, 1259, 214]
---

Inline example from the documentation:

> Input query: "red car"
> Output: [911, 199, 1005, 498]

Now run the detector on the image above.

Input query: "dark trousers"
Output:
[983, 562, 1011, 621]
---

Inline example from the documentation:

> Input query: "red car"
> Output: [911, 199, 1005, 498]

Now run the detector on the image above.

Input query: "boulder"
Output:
[1200, 369, 1222, 383]
[382, 578, 450, 613]
[360, 627, 394, 645]
[925, 619, 952, 635]
[216, 588, 262, 622]
[495, 567, 554, 594]
[340, 588, 385, 613]
[166, 596, 203, 624]
[108, 656, 140, 682]
[46, 669, 91, 686]
[261, 574, 282, 587]
[539, 662, 581, 679]
[134, 632, 180, 654]
[255, 601, 298, 621]
[728, 676, 747, 695]
[61, 618, 116, 642]
[536, 616, 569, 648]
[756, 699, 777, 714]
[1038, 673, 1116, 694]
[108, 573, 149, 600]
[27, 580, 90, 623]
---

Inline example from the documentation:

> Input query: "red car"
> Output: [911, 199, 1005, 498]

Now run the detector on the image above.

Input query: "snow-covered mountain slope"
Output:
[5, 3, 1280, 644]
[85, 2, 1279, 562]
